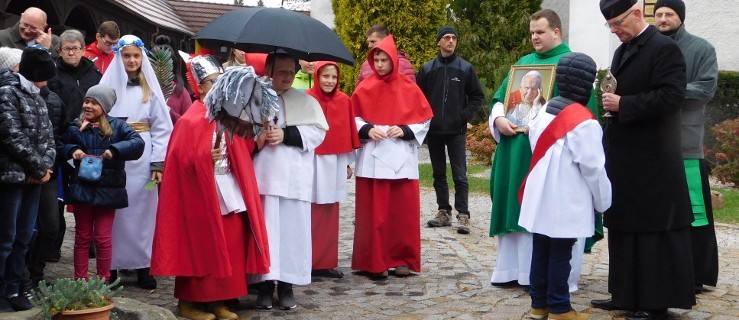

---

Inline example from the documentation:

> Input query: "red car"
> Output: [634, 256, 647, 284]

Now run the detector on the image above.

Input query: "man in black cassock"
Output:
[591, 0, 696, 319]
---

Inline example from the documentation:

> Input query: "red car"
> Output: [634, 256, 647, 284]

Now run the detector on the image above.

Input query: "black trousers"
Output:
[26, 178, 60, 284]
[692, 159, 719, 286]
[427, 133, 469, 215]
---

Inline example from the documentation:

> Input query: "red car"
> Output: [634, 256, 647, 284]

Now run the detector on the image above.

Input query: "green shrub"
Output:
[451, 0, 543, 123]
[30, 277, 121, 318]
[333, 0, 448, 95]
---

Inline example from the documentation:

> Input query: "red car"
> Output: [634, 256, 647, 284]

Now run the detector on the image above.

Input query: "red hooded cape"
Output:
[306, 61, 361, 155]
[351, 35, 433, 125]
[151, 100, 270, 277]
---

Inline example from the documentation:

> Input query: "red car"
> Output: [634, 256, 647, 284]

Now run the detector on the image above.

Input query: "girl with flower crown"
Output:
[99, 35, 173, 289]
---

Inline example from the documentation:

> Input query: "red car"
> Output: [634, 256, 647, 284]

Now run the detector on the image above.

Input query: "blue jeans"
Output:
[427, 133, 469, 215]
[530, 233, 576, 314]
[0, 183, 41, 296]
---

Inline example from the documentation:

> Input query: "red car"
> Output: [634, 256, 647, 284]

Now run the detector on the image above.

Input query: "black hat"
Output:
[19, 45, 56, 82]
[654, 0, 686, 22]
[556, 52, 597, 106]
[436, 26, 458, 43]
[600, 0, 637, 20]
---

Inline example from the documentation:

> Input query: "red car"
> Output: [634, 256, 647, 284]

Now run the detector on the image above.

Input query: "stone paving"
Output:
[20, 176, 737, 320]
[7, 146, 738, 319]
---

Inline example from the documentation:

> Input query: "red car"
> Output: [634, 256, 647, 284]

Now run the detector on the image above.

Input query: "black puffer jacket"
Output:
[0, 69, 56, 184]
[59, 117, 145, 208]
[48, 57, 102, 124]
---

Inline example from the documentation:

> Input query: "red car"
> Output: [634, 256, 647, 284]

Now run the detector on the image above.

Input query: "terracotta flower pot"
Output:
[54, 303, 114, 320]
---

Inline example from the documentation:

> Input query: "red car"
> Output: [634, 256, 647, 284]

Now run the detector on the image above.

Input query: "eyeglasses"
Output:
[19, 21, 43, 33]
[604, 9, 635, 29]
[59, 47, 82, 54]
[440, 35, 457, 41]
[99, 36, 118, 47]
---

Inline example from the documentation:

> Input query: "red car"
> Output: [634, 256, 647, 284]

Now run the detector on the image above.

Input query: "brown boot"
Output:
[210, 301, 238, 320]
[548, 310, 589, 320]
[427, 209, 452, 227]
[457, 213, 470, 234]
[529, 307, 548, 319]
[178, 300, 216, 320]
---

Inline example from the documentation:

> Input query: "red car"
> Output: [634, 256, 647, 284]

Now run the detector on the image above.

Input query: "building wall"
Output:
[569, 0, 738, 71]
[310, 0, 334, 29]
[542, 0, 570, 42]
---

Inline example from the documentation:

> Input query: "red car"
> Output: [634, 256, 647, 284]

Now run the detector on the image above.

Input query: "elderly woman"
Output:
[99, 35, 173, 289]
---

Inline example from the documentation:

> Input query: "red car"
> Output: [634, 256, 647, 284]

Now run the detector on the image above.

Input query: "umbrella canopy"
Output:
[193, 7, 354, 65]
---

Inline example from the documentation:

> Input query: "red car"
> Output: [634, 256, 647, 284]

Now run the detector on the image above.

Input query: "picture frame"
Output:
[503, 64, 557, 113]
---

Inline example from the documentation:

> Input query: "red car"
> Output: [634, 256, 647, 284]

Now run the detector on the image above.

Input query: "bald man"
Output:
[0, 7, 60, 58]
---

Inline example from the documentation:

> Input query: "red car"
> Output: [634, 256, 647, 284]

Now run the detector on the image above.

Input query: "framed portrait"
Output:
[502, 64, 557, 131]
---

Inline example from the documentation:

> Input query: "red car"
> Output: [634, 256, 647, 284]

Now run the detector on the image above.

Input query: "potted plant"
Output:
[30, 277, 121, 319]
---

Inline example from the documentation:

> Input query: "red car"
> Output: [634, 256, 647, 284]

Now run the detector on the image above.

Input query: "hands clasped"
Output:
[369, 126, 404, 141]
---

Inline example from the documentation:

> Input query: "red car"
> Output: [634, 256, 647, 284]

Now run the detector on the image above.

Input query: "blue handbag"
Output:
[78, 154, 103, 182]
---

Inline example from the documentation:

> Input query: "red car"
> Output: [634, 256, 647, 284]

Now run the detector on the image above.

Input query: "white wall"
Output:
[569, 0, 738, 71]
[310, 0, 335, 29]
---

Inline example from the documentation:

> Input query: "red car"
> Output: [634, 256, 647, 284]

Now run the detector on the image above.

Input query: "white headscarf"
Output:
[99, 35, 167, 117]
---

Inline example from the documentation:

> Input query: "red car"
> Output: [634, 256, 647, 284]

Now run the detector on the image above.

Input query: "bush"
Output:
[707, 118, 739, 186]
[451, 0, 543, 123]
[30, 277, 121, 318]
[333, 0, 448, 95]
[705, 71, 739, 169]
[465, 122, 496, 165]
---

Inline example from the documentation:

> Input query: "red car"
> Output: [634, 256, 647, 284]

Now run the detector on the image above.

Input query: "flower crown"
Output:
[113, 36, 148, 54]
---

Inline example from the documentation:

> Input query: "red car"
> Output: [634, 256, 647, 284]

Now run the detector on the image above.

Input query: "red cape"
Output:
[151, 100, 270, 277]
[306, 61, 361, 155]
[351, 35, 433, 125]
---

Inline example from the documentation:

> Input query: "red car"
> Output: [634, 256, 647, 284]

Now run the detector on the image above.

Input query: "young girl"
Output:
[59, 84, 144, 281]
[99, 34, 173, 289]
[306, 62, 360, 278]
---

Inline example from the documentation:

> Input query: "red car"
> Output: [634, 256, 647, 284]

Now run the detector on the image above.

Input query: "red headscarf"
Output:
[351, 35, 433, 125]
[306, 61, 361, 155]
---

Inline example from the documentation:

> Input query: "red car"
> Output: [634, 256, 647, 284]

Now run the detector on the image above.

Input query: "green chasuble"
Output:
[488, 43, 603, 249]
[684, 159, 708, 227]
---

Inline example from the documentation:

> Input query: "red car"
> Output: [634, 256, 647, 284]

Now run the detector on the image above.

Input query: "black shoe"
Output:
[46, 251, 61, 263]
[6, 294, 33, 311]
[136, 268, 157, 290]
[311, 269, 344, 278]
[490, 280, 519, 288]
[695, 283, 705, 294]
[590, 298, 620, 311]
[625, 310, 668, 320]
[255, 281, 274, 309]
[276, 281, 296, 310]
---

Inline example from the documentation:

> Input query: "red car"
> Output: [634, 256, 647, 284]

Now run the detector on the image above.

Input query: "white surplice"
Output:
[250, 91, 326, 285]
[312, 152, 355, 204]
[518, 108, 612, 238]
[353, 119, 430, 180]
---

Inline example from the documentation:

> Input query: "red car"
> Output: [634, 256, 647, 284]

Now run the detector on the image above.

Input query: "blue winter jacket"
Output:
[59, 117, 144, 208]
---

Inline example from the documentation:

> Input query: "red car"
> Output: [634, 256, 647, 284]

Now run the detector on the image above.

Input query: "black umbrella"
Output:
[193, 7, 354, 65]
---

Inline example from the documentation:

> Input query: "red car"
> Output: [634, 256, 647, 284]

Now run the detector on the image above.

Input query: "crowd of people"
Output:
[0, 0, 720, 319]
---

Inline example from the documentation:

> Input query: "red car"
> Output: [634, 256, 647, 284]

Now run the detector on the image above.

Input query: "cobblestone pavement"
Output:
[32, 175, 739, 320]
